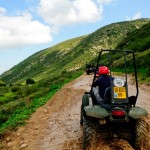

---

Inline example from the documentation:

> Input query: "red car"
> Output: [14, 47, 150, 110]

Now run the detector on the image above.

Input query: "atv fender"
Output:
[84, 105, 109, 119]
[128, 106, 148, 119]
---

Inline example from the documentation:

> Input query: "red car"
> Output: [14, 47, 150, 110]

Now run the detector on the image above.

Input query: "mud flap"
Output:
[84, 105, 109, 119]
[128, 106, 148, 119]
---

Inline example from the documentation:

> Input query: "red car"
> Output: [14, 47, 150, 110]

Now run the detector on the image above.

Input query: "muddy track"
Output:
[1, 74, 150, 150]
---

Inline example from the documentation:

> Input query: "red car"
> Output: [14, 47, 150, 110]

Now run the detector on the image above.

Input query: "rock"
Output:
[50, 121, 54, 124]
[20, 143, 28, 149]
[20, 141, 24, 145]
[74, 129, 78, 132]
[6, 137, 10, 142]
[7, 142, 13, 147]
[35, 126, 38, 130]
[17, 133, 21, 136]
[44, 109, 48, 113]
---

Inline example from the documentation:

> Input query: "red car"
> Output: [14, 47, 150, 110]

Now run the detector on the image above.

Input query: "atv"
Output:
[85, 63, 96, 75]
[80, 50, 148, 150]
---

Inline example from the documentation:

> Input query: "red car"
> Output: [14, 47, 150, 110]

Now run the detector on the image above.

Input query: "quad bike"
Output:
[80, 50, 148, 150]
[85, 64, 96, 75]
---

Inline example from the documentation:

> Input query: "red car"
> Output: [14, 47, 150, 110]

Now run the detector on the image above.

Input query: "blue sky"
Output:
[0, 0, 149, 75]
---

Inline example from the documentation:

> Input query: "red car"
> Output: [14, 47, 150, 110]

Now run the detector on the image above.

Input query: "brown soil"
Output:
[1, 74, 150, 150]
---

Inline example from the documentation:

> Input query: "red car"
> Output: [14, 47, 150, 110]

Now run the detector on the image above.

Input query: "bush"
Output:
[0, 80, 6, 87]
[26, 78, 35, 85]
[22, 85, 38, 96]
[11, 86, 21, 93]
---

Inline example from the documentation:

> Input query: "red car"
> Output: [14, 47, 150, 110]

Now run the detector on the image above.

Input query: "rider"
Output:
[93, 66, 113, 103]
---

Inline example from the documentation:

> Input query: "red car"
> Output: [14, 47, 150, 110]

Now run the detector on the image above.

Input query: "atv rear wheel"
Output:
[83, 116, 109, 150]
[86, 69, 90, 75]
[134, 118, 150, 150]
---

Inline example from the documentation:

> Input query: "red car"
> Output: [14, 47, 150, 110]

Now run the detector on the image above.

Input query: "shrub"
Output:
[22, 85, 38, 96]
[11, 86, 21, 93]
[26, 78, 35, 85]
[0, 80, 6, 87]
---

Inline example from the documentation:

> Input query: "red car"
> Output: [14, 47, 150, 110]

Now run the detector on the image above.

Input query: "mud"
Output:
[1, 74, 150, 150]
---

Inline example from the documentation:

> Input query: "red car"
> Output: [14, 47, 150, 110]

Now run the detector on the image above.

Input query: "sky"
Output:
[0, 0, 149, 75]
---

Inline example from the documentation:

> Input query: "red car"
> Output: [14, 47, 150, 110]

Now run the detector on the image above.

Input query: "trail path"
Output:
[1, 74, 150, 150]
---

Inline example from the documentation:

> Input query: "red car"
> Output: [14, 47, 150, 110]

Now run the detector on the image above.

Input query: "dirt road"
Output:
[1, 74, 150, 150]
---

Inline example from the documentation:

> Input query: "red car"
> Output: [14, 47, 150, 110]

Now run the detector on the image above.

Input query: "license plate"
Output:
[114, 87, 126, 99]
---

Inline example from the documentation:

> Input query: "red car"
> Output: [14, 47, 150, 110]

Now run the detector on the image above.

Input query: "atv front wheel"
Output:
[80, 94, 90, 125]
[80, 105, 84, 125]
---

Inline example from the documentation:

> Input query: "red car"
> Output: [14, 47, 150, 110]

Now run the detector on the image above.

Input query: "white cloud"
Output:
[0, 0, 115, 50]
[38, 0, 104, 29]
[126, 12, 142, 21]
[96, 0, 113, 4]
[0, 7, 7, 15]
[0, 10, 52, 50]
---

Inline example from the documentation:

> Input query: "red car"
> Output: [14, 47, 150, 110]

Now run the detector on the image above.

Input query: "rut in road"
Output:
[1, 74, 150, 150]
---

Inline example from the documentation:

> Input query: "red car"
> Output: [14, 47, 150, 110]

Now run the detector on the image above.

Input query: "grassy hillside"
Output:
[116, 21, 150, 83]
[0, 18, 150, 84]
[117, 22, 150, 52]
[0, 36, 86, 83]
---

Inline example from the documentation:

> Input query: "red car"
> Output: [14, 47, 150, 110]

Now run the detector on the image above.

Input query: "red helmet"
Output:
[99, 66, 109, 75]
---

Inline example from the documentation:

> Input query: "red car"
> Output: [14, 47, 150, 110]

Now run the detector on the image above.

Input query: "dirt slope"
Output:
[1, 74, 150, 150]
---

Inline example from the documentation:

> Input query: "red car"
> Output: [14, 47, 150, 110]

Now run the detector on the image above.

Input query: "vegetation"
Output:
[26, 78, 35, 85]
[0, 18, 150, 135]
[116, 21, 150, 83]
[0, 80, 6, 87]
[0, 69, 83, 135]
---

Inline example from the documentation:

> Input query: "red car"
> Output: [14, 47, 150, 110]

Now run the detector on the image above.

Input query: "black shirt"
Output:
[93, 75, 113, 99]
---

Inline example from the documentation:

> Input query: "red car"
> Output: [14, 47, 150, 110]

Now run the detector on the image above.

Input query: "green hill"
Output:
[0, 36, 86, 83]
[0, 18, 150, 84]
